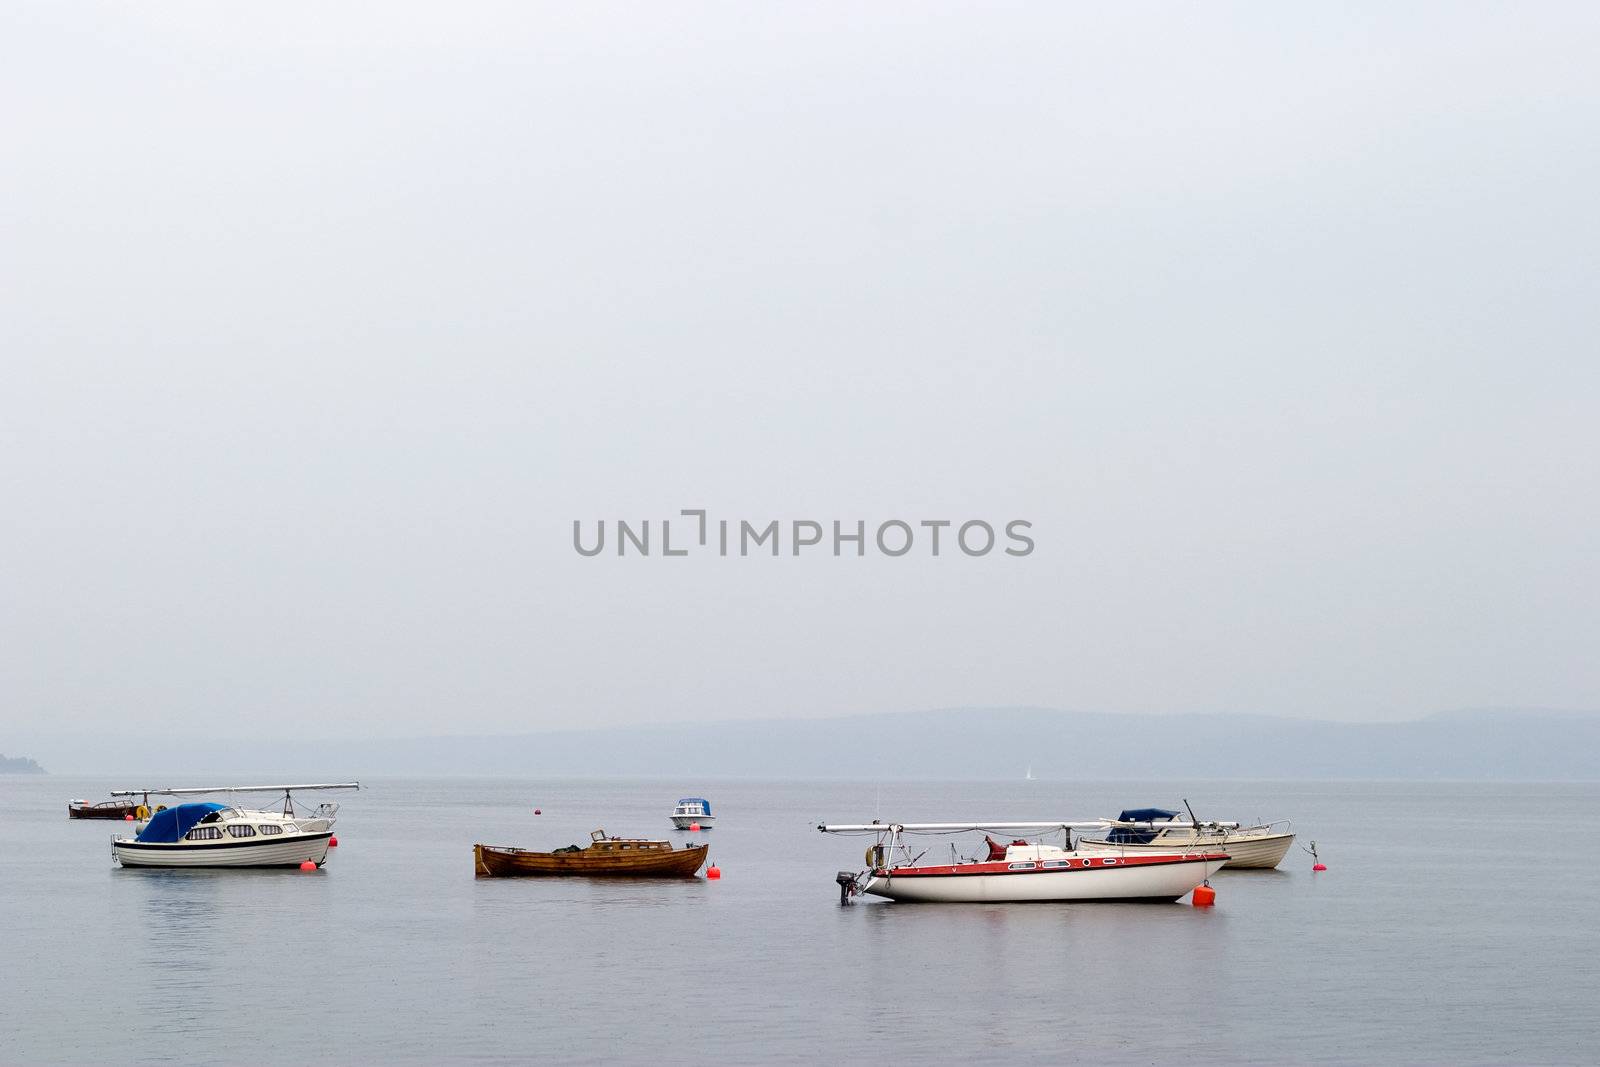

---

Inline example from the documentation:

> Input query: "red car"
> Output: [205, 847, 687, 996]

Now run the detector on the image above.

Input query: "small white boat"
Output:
[112, 802, 334, 869]
[820, 821, 1226, 904]
[1076, 807, 1295, 870]
[670, 797, 714, 830]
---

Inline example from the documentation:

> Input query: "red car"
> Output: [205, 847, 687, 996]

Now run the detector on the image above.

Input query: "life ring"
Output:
[134, 804, 150, 820]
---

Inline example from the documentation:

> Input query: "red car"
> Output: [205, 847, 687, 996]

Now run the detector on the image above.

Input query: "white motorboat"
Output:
[820, 821, 1226, 904]
[670, 797, 715, 830]
[113, 802, 335, 869]
[1076, 806, 1295, 870]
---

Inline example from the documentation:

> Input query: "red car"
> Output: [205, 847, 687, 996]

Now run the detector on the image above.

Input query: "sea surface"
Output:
[2, 776, 1597, 1065]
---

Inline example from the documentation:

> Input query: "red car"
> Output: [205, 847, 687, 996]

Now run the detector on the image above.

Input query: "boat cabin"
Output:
[673, 798, 712, 818]
[587, 829, 672, 853]
[979, 835, 1076, 863]
[1002, 841, 1072, 863]
[132, 803, 313, 844]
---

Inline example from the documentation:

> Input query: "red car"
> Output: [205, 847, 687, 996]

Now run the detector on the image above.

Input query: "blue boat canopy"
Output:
[677, 798, 711, 814]
[135, 802, 227, 843]
[1107, 807, 1180, 845]
[1117, 808, 1179, 824]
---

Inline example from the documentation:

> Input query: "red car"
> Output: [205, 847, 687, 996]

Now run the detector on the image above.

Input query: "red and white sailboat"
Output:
[819, 821, 1227, 904]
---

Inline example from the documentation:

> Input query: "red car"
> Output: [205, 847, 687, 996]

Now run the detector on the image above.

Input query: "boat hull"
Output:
[69, 803, 136, 820]
[475, 843, 709, 878]
[113, 832, 333, 869]
[862, 854, 1226, 903]
[1078, 832, 1295, 870]
[669, 815, 715, 830]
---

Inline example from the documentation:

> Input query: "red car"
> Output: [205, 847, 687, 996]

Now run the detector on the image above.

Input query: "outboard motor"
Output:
[836, 870, 860, 905]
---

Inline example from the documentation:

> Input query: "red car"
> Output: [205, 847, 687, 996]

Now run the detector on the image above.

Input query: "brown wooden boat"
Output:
[474, 828, 709, 878]
[67, 799, 139, 820]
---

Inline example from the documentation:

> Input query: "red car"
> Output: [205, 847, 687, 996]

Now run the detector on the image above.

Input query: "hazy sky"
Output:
[4, 3, 1597, 738]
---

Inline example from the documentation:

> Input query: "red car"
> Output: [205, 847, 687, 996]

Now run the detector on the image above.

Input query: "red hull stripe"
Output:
[881, 853, 1228, 878]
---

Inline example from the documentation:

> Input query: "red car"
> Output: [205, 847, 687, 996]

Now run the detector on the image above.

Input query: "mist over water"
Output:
[5, 775, 1597, 1064]
[6, 5, 1600, 739]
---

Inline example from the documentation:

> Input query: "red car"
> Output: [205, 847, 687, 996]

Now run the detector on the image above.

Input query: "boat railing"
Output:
[1102, 817, 1293, 838]
[1219, 818, 1292, 836]
[1076, 839, 1235, 860]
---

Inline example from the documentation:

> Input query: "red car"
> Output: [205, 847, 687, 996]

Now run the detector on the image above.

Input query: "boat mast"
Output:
[110, 783, 360, 815]
[111, 783, 360, 796]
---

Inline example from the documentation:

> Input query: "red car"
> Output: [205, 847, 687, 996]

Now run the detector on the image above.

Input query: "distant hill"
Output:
[339, 706, 1600, 780]
[0, 753, 45, 774]
[11, 707, 1600, 780]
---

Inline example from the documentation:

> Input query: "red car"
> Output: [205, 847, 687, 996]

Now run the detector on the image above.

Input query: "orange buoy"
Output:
[123, 814, 134, 822]
[1192, 883, 1216, 907]
[328, 836, 339, 847]
[706, 865, 721, 880]
[299, 861, 316, 871]
[1313, 862, 1326, 871]
[689, 822, 700, 832]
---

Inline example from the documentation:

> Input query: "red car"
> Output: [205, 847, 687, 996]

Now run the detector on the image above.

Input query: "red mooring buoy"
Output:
[1192, 883, 1216, 907]
[706, 865, 722, 880]
[299, 861, 316, 871]
[328, 836, 339, 847]
[1313, 862, 1327, 871]
[689, 822, 700, 832]
[124, 814, 134, 822]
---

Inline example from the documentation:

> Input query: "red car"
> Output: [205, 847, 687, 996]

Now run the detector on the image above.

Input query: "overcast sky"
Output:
[3, 2, 1597, 739]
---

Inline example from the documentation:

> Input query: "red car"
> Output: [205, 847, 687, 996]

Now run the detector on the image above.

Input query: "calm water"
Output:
[3, 776, 1597, 1065]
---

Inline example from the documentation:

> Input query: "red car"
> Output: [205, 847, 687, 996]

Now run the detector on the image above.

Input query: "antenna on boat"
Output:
[1183, 798, 1200, 830]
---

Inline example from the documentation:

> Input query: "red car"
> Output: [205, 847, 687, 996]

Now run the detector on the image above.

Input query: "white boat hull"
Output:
[670, 815, 715, 830]
[1078, 832, 1294, 870]
[114, 832, 332, 869]
[862, 854, 1226, 903]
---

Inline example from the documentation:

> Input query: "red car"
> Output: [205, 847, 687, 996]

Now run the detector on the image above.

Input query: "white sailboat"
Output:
[819, 820, 1226, 904]
[109, 784, 358, 869]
